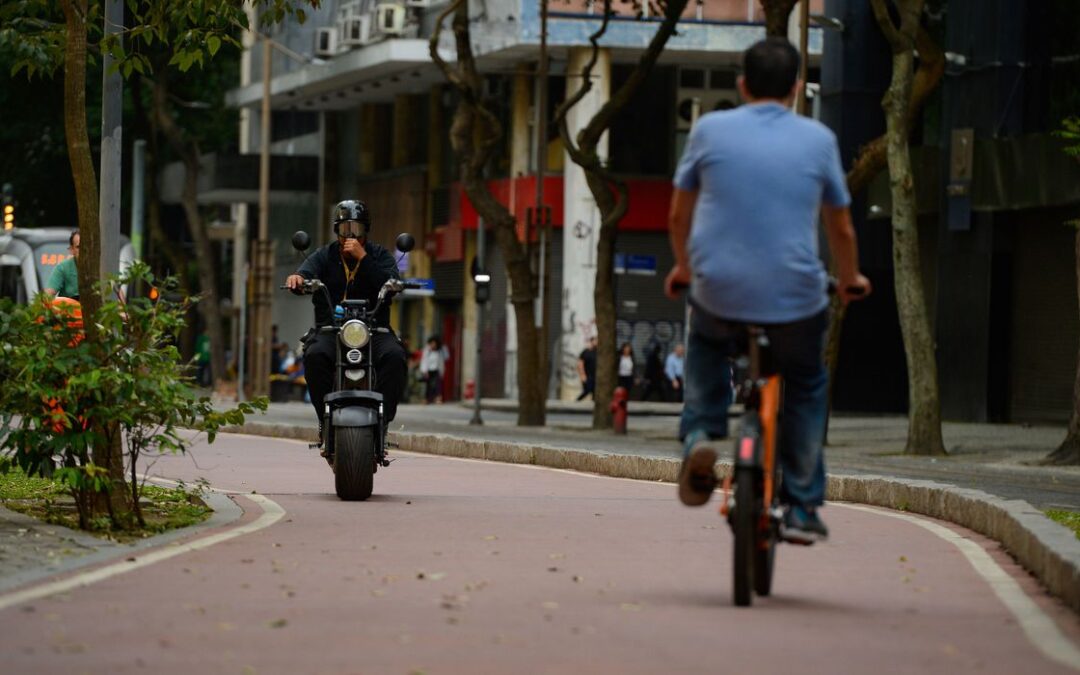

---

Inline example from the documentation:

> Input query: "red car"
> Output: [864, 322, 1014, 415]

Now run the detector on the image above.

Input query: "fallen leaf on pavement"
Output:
[267, 619, 288, 629]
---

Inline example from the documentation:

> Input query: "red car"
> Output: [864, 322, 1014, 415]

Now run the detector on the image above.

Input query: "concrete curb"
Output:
[226, 422, 1080, 614]
[0, 490, 241, 594]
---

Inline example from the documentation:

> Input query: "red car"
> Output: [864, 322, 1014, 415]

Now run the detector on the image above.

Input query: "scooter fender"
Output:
[325, 390, 384, 428]
[332, 406, 379, 427]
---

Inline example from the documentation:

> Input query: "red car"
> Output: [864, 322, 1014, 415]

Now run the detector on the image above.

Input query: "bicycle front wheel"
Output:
[732, 466, 756, 607]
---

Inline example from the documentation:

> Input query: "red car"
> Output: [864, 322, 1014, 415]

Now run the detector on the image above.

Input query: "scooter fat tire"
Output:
[334, 426, 376, 501]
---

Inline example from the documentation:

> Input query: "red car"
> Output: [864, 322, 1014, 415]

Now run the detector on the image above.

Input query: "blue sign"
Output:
[614, 254, 657, 276]
[402, 278, 435, 298]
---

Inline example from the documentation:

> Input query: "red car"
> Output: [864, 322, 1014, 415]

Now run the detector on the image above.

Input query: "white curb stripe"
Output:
[841, 503, 1080, 671]
[0, 493, 285, 612]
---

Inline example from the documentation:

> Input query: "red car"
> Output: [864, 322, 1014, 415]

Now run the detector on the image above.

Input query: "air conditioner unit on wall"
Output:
[340, 14, 373, 46]
[374, 3, 407, 36]
[314, 27, 338, 57]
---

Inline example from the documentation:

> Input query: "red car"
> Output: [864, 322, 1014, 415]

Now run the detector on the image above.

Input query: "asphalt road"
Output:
[1, 433, 1078, 674]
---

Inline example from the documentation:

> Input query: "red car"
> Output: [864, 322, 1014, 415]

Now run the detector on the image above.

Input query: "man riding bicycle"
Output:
[665, 38, 871, 544]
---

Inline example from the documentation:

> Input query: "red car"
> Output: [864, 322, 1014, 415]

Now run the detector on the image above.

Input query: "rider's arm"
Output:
[822, 205, 871, 302]
[667, 189, 697, 271]
[821, 206, 859, 284]
[295, 246, 327, 280]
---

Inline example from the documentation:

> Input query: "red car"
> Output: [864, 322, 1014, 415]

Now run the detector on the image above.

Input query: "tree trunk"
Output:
[431, 0, 547, 426]
[760, 0, 799, 37]
[152, 79, 228, 389]
[823, 23, 944, 444]
[1042, 228, 1080, 465]
[60, 0, 131, 522]
[555, 0, 686, 429]
[874, 0, 946, 456]
[60, 0, 101, 331]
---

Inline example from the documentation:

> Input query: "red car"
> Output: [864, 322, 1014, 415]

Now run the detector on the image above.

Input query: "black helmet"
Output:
[331, 199, 371, 236]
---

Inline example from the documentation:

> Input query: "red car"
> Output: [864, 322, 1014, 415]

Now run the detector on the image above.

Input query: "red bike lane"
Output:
[0, 433, 1077, 674]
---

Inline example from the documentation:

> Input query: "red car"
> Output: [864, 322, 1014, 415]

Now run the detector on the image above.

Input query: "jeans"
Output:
[304, 331, 408, 424]
[679, 307, 829, 510]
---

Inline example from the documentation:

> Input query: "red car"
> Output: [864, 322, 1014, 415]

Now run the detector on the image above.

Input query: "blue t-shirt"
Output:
[673, 102, 850, 324]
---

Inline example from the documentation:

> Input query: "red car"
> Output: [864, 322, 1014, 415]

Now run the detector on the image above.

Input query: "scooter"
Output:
[282, 230, 419, 501]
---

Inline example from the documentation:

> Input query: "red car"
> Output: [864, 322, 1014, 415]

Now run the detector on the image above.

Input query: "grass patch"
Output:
[1045, 509, 1080, 540]
[0, 468, 212, 542]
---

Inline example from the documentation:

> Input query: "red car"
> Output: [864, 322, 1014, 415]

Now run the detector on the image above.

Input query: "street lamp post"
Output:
[245, 34, 328, 399]
[248, 36, 275, 399]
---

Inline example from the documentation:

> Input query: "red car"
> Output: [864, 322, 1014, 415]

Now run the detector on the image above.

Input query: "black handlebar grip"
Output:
[671, 281, 690, 292]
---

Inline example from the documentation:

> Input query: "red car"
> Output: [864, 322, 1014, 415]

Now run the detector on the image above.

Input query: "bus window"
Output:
[0, 265, 27, 303]
[34, 243, 71, 289]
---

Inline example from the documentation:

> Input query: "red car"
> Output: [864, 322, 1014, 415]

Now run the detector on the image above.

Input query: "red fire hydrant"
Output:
[464, 379, 476, 400]
[610, 386, 629, 435]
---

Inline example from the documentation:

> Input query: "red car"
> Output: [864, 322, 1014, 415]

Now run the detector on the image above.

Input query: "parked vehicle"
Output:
[0, 228, 133, 303]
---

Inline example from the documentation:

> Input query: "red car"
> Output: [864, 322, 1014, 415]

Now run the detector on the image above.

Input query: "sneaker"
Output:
[780, 506, 828, 545]
[677, 441, 719, 506]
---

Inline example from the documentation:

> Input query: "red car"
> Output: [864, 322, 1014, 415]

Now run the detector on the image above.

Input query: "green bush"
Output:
[0, 262, 265, 530]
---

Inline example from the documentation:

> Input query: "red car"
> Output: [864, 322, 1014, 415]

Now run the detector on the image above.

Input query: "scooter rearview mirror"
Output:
[395, 233, 415, 253]
[291, 230, 312, 252]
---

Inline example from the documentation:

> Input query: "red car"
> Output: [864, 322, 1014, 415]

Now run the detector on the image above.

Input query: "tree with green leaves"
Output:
[0, 263, 266, 531]
[870, 0, 946, 456]
[0, 0, 314, 523]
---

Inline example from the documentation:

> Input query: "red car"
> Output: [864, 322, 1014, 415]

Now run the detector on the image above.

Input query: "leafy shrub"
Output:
[0, 262, 265, 529]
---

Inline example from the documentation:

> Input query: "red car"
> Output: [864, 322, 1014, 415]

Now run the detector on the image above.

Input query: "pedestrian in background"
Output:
[617, 342, 635, 395]
[576, 336, 598, 401]
[641, 344, 666, 401]
[665, 343, 686, 402]
[421, 336, 448, 404]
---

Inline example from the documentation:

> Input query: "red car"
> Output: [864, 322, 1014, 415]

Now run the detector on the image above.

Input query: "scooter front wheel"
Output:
[334, 426, 375, 501]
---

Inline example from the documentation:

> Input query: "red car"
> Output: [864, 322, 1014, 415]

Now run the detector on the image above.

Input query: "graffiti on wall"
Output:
[616, 319, 685, 367]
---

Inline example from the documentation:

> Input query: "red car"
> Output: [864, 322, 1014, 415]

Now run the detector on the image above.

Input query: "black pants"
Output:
[303, 331, 408, 424]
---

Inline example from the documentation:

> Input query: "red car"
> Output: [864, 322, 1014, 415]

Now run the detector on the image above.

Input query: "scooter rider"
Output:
[285, 200, 408, 441]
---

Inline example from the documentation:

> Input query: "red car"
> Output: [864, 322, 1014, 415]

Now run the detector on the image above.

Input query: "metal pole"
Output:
[99, 0, 123, 277]
[237, 261, 248, 402]
[131, 140, 146, 261]
[251, 36, 273, 397]
[536, 0, 552, 397]
[798, 0, 810, 116]
[470, 217, 486, 426]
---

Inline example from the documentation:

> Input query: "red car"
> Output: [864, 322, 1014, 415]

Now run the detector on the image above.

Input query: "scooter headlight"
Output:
[340, 320, 370, 349]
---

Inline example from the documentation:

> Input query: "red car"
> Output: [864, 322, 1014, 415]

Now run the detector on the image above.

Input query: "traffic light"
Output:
[474, 271, 491, 304]
[470, 256, 491, 304]
[2, 183, 13, 230]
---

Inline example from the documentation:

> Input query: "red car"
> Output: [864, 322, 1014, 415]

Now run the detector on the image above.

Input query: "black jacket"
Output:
[296, 240, 400, 327]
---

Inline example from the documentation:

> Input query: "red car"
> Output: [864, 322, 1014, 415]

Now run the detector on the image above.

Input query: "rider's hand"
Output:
[286, 274, 306, 293]
[839, 274, 872, 305]
[664, 264, 691, 300]
[341, 237, 367, 261]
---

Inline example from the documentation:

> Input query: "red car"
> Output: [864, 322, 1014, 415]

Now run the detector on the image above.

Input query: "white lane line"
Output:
[0, 493, 285, 612]
[840, 503, 1080, 671]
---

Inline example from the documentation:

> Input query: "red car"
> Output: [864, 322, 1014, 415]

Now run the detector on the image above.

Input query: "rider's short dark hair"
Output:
[69, 229, 79, 247]
[743, 38, 800, 99]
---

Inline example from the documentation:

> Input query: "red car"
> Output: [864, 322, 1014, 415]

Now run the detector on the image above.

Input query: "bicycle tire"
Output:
[732, 466, 756, 607]
[754, 533, 776, 596]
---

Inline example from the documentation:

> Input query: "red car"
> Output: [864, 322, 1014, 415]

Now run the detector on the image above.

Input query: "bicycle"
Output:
[717, 322, 784, 607]
[715, 282, 863, 607]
